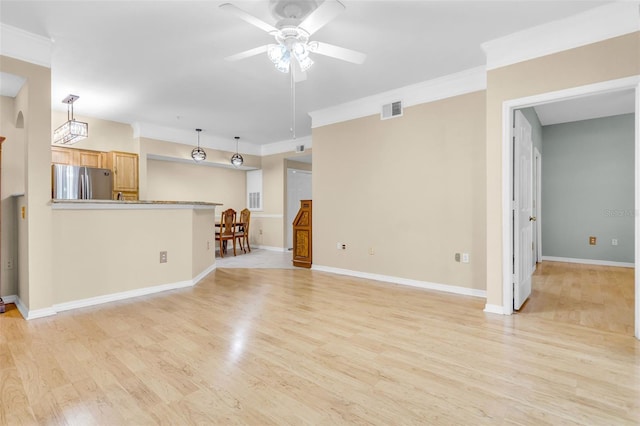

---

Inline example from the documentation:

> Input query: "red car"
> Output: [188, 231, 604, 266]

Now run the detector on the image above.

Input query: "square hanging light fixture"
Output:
[53, 94, 88, 145]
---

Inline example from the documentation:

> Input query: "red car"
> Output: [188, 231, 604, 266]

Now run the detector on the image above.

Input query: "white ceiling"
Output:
[534, 89, 636, 126]
[0, 0, 616, 148]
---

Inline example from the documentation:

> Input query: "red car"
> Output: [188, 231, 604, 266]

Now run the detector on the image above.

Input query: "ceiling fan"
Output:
[220, 0, 366, 81]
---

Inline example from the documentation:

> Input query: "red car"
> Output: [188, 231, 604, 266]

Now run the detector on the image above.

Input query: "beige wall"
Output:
[16, 195, 27, 305]
[139, 138, 260, 201]
[313, 91, 486, 290]
[52, 207, 215, 304]
[251, 150, 313, 249]
[192, 209, 215, 277]
[1, 96, 25, 196]
[286, 159, 312, 172]
[51, 110, 138, 153]
[0, 55, 53, 311]
[1, 95, 25, 297]
[146, 159, 246, 209]
[485, 32, 640, 306]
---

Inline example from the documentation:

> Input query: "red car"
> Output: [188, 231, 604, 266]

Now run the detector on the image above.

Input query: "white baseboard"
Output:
[483, 304, 505, 315]
[253, 245, 288, 252]
[9, 264, 217, 320]
[193, 263, 216, 285]
[19, 297, 57, 320]
[542, 256, 634, 268]
[312, 264, 486, 298]
[1, 294, 17, 304]
[54, 279, 195, 313]
[0, 295, 56, 319]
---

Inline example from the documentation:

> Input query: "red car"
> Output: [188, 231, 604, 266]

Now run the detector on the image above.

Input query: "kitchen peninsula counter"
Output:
[47, 199, 220, 318]
[51, 199, 222, 209]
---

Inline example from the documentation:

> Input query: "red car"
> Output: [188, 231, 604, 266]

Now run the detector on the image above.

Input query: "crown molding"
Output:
[482, 2, 640, 71]
[0, 23, 52, 68]
[309, 66, 486, 129]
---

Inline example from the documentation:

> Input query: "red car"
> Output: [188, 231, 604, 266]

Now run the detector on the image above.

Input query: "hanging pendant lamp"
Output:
[191, 128, 206, 162]
[230, 136, 243, 167]
[53, 94, 88, 145]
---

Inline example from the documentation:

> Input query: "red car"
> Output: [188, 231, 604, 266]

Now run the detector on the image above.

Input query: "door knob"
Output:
[529, 216, 537, 222]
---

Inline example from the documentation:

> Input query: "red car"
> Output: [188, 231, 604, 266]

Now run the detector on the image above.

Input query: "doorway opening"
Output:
[501, 76, 640, 338]
[286, 168, 312, 250]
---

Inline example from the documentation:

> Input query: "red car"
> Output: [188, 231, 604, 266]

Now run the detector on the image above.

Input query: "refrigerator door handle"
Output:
[85, 170, 93, 200]
[79, 169, 85, 199]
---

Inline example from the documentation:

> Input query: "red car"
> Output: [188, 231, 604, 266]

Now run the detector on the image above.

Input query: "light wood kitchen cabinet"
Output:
[51, 146, 76, 165]
[77, 150, 106, 168]
[52, 146, 139, 200]
[107, 151, 139, 199]
[51, 146, 106, 168]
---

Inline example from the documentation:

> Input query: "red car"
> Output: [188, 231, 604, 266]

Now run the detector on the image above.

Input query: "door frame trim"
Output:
[534, 147, 542, 264]
[499, 75, 640, 338]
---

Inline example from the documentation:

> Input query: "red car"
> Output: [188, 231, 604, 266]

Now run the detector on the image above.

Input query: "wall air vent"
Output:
[246, 169, 263, 211]
[248, 192, 261, 209]
[381, 101, 403, 120]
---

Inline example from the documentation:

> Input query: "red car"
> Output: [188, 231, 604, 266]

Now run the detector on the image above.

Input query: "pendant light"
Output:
[53, 94, 88, 145]
[230, 136, 243, 167]
[191, 128, 206, 162]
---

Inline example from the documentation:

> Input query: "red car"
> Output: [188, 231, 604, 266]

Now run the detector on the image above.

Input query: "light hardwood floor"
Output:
[521, 261, 635, 335]
[1, 266, 639, 425]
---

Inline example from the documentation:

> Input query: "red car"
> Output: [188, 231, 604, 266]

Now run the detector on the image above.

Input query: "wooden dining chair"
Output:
[238, 208, 251, 253]
[215, 208, 237, 257]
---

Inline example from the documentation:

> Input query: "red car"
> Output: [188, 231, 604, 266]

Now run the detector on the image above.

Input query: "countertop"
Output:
[51, 199, 223, 210]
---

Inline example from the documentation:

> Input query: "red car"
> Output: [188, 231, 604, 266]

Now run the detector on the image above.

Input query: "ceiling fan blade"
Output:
[298, 0, 345, 36]
[311, 42, 366, 64]
[224, 45, 270, 62]
[219, 3, 278, 34]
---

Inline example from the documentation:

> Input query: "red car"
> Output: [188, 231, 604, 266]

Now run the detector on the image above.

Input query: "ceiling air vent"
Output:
[381, 101, 403, 120]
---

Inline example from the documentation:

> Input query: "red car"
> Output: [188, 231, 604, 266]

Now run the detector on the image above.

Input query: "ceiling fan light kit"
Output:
[220, 0, 366, 78]
[220, 0, 366, 139]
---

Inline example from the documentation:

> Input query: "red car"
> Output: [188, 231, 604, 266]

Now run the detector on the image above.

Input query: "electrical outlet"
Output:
[462, 253, 470, 263]
[589, 236, 596, 245]
[160, 251, 168, 263]
[337, 242, 342, 250]
[612, 239, 618, 246]
[207, 241, 211, 250]
[455, 253, 460, 262]
[6, 259, 13, 269]
[369, 247, 375, 255]
[259, 229, 263, 235]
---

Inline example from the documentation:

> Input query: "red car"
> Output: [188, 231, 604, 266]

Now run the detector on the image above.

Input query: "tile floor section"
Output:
[215, 247, 295, 269]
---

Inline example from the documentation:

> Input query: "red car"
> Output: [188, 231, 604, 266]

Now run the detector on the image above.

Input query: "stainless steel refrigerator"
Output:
[52, 164, 113, 200]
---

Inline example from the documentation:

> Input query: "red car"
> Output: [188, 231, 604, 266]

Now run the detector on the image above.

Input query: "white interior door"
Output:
[514, 110, 534, 310]
[286, 169, 312, 249]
